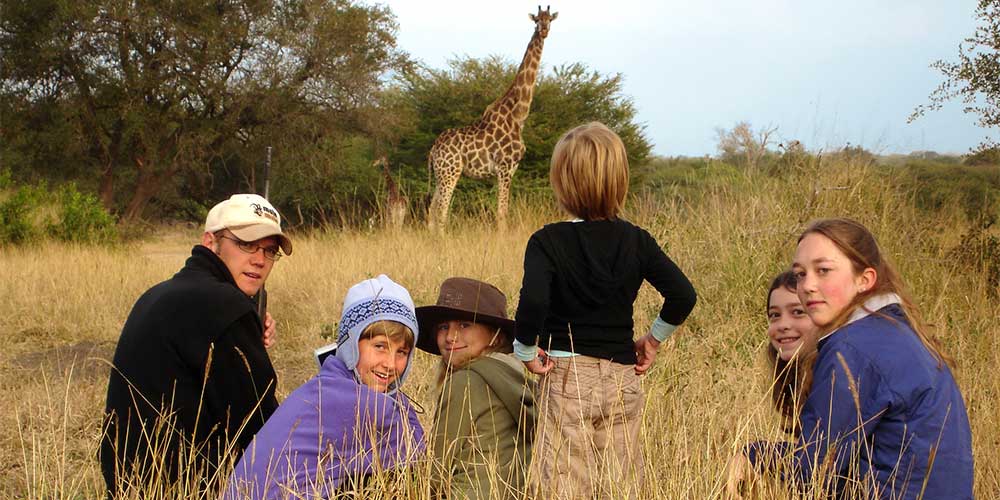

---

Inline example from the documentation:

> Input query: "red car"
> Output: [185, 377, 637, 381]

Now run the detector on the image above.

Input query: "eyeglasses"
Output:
[218, 234, 283, 262]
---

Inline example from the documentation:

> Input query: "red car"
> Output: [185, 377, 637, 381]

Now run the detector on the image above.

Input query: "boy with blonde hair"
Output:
[514, 122, 697, 498]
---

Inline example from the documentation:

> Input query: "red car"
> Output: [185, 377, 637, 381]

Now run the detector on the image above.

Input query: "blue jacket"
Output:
[749, 303, 973, 499]
[223, 356, 425, 499]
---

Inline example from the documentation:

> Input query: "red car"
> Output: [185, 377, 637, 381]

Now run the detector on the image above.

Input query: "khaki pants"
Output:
[530, 356, 645, 499]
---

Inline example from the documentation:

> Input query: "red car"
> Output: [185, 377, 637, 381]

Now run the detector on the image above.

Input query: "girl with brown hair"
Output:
[763, 270, 819, 431]
[417, 277, 536, 500]
[728, 218, 973, 499]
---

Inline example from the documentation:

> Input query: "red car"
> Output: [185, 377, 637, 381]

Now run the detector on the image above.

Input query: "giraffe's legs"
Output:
[429, 167, 461, 231]
[496, 164, 517, 230]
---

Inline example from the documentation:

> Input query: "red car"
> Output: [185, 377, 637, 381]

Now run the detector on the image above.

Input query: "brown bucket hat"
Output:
[416, 277, 516, 355]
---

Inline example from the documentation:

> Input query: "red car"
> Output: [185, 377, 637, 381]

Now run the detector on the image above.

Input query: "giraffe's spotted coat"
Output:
[427, 7, 557, 230]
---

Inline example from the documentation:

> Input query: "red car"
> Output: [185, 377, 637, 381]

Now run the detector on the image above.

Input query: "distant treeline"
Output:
[4, 141, 999, 247]
[2, 1, 998, 242]
[0, 1, 647, 228]
[633, 145, 1000, 231]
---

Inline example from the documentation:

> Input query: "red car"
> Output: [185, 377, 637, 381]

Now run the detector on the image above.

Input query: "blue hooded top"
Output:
[748, 297, 973, 499]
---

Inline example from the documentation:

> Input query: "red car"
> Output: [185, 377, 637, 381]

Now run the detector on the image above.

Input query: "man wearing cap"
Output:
[99, 194, 292, 496]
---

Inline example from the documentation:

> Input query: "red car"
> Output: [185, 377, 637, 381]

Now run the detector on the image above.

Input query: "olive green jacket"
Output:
[432, 353, 537, 500]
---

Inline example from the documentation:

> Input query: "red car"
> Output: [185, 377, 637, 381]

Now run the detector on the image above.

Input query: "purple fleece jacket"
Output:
[223, 356, 424, 499]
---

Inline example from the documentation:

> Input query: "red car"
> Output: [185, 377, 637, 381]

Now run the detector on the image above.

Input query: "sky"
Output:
[380, 0, 989, 157]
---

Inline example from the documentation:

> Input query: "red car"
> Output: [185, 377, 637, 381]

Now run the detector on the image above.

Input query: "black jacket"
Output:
[515, 219, 697, 363]
[99, 245, 279, 494]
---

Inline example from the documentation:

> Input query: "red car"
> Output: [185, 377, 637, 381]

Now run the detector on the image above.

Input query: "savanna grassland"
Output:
[2, 160, 998, 499]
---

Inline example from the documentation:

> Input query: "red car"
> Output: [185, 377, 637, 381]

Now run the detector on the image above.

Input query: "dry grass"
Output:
[1, 163, 997, 499]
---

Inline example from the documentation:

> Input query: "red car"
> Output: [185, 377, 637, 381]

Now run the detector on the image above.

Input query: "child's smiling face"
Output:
[435, 320, 496, 368]
[355, 334, 410, 392]
[767, 287, 819, 361]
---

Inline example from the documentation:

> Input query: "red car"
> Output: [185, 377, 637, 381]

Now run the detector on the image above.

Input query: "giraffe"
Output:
[374, 155, 408, 229]
[427, 6, 558, 230]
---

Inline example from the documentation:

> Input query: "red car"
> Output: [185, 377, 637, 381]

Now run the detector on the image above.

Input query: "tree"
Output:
[715, 121, 778, 170]
[0, 0, 406, 222]
[527, 63, 651, 177]
[394, 57, 651, 203]
[964, 146, 1000, 165]
[911, 0, 1000, 149]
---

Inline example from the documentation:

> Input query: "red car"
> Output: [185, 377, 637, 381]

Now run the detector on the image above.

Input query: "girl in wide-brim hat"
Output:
[416, 277, 535, 500]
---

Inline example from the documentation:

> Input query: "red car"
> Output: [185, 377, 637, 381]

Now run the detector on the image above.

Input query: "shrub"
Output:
[631, 156, 745, 201]
[950, 224, 1000, 298]
[0, 183, 45, 245]
[48, 183, 118, 243]
[895, 163, 1000, 223]
[0, 179, 117, 245]
[964, 147, 1000, 167]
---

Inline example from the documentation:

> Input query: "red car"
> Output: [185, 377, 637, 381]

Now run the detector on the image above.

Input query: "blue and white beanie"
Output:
[335, 274, 419, 394]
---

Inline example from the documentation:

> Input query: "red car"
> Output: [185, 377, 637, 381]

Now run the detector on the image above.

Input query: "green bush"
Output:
[893, 163, 1000, 224]
[0, 183, 45, 244]
[0, 179, 117, 246]
[964, 147, 1000, 167]
[48, 183, 117, 243]
[950, 225, 1000, 298]
[631, 156, 745, 201]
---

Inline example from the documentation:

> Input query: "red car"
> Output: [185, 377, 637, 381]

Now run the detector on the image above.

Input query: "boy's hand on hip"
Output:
[634, 333, 661, 375]
[724, 453, 752, 500]
[523, 348, 555, 375]
[263, 312, 276, 349]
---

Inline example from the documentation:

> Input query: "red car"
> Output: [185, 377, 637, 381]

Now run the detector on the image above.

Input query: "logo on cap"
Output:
[442, 290, 464, 307]
[251, 203, 279, 223]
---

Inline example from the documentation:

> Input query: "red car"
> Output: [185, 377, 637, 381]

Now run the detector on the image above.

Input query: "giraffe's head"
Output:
[529, 5, 558, 38]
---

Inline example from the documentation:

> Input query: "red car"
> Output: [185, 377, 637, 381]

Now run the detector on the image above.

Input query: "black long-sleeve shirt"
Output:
[100, 245, 279, 495]
[514, 219, 697, 364]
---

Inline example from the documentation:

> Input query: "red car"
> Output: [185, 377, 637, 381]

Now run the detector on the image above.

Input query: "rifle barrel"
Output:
[256, 145, 272, 323]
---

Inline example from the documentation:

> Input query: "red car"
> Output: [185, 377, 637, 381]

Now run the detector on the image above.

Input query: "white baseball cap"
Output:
[204, 194, 292, 255]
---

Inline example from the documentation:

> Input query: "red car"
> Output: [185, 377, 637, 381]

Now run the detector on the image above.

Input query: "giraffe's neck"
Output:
[374, 157, 400, 199]
[484, 30, 545, 126]
[382, 163, 400, 199]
